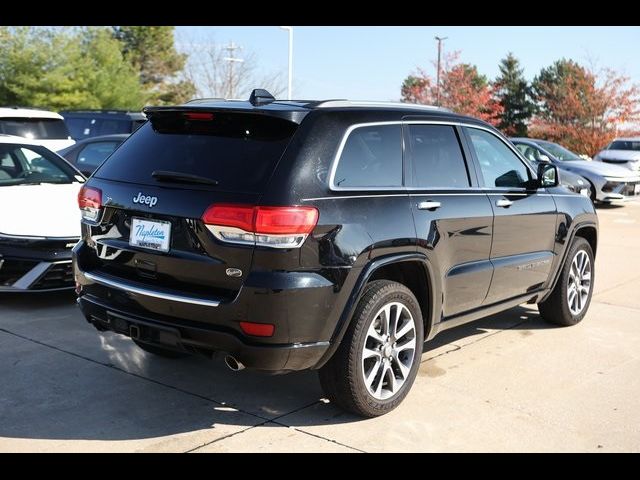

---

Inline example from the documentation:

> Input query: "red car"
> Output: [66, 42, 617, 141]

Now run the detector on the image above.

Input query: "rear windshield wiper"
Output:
[151, 170, 219, 186]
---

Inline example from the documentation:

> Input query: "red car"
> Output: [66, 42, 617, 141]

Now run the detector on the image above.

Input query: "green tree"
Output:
[494, 53, 535, 136]
[0, 27, 144, 110]
[113, 26, 195, 104]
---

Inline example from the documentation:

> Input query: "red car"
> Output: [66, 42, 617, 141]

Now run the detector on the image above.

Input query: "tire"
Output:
[133, 340, 189, 359]
[319, 280, 424, 417]
[538, 237, 594, 326]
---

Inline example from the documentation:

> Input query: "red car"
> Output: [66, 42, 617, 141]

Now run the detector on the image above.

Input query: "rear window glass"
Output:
[64, 117, 133, 139]
[334, 124, 402, 188]
[0, 118, 70, 139]
[94, 112, 297, 192]
[77, 141, 120, 169]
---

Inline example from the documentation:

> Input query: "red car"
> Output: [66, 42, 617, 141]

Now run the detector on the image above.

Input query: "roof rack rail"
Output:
[313, 100, 447, 111]
[185, 97, 227, 104]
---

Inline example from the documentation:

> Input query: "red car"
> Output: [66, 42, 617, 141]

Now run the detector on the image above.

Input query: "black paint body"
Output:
[74, 102, 598, 372]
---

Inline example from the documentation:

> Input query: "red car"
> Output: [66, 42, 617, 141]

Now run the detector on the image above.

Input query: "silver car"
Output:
[594, 137, 640, 172]
[511, 138, 640, 203]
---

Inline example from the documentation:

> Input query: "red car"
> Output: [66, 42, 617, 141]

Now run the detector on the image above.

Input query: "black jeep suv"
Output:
[74, 90, 598, 417]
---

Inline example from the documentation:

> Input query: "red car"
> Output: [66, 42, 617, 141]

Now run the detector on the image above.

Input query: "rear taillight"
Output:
[202, 204, 319, 249]
[78, 186, 102, 222]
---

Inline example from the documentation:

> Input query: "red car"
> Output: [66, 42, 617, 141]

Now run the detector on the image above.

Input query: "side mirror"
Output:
[538, 154, 551, 162]
[538, 162, 559, 188]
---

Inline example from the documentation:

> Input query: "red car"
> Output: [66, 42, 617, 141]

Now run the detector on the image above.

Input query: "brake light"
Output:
[78, 186, 102, 222]
[201, 204, 319, 249]
[184, 112, 214, 121]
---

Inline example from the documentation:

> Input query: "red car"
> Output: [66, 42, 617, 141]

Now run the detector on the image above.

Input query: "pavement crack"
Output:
[185, 423, 268, 453]
[283, 426, 366, 452]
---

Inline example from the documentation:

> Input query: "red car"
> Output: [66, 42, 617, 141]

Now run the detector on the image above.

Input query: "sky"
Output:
[175, 26, 640, 101]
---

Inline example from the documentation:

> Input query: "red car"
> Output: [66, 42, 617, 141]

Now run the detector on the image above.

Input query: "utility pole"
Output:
[279, 26, 294, 99]
[434, 36, 448, 106]
[223, 41, 244, 99]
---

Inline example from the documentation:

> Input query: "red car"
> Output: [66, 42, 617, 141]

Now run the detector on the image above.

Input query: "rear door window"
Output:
[407, 124, 470, 188]
[333, 124, 402, 188]
[94, 112, 298, 193]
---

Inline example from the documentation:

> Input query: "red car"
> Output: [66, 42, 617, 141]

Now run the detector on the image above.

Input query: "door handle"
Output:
[417, 201, 441, 210]
[495, 198, 513, 208]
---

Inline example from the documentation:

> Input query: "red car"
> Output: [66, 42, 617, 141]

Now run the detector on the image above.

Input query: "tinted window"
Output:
[609, 140, 640, 151]
[467, 128, 530, 188]
[515, 143, 545, 163]
[0, 144, 79, 185]
[77, 141, 121, 170]
[408, 125, 469, 188]
[334, 124, 402, 188]
[64, 117, 131, 139]
[535, 141, 582, 161]
[95, 113, 297, 193]
[0, 118, 70, 139]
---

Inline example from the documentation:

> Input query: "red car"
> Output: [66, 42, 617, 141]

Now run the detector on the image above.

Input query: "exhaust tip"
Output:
[224, 355, 245, 371]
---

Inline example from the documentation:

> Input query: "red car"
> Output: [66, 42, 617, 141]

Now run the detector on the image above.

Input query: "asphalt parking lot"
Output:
[1, 202, 640, 452]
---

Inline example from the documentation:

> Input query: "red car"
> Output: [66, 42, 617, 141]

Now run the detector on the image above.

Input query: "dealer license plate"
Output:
[129, 217, 171, 252]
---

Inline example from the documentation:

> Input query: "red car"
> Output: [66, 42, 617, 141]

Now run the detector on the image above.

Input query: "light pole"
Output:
[279, 26, 293, 99]
[223, 41, 244, 99]
[435, 36, 448, 106]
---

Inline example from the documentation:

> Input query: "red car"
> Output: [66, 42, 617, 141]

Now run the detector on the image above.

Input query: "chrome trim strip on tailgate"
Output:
[83, 271, 221, 307]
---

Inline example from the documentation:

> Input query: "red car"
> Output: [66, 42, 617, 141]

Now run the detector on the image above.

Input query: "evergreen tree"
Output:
[494, 53, 535, 136]
[113, 26, 195, 104]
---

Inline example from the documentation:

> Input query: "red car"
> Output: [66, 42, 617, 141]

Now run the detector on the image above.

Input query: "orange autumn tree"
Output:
[530, 59, 640, 157]
[401, 53, 503, 126]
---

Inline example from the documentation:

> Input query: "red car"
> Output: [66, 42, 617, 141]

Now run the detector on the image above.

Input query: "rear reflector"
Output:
[239, 321, 275, 337]
[78, 186, 102, 222]
[202, 204, 319, 249]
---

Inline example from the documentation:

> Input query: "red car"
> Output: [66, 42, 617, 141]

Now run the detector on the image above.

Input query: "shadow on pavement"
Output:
[0, 292, 553, 441]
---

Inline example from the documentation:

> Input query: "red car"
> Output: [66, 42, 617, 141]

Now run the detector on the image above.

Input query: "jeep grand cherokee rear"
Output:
[75, 91, 598, 417]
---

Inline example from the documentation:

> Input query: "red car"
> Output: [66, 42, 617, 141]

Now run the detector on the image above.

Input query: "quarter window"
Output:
[467, 128, 531, 188]
[334, 124, 402, 188]
[408, 125, 470, 188]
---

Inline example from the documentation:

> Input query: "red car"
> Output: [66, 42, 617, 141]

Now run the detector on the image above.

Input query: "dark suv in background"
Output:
[74, 90, 598, 417]
[61, 110, 146, 141]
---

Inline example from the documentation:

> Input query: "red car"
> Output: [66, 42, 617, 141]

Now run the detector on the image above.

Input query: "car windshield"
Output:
[608, 140, 640, 151]
[535, 141, 582, 161]
[0, 118, 70, 139]
[0, 143, 81, 186]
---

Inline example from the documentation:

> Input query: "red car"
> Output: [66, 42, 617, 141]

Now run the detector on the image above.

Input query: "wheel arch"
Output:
[313, 253, 437, 369]
[539, 221, 598, 303]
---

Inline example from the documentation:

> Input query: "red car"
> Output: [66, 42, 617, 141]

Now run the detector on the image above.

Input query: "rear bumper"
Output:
[78, 294, 330, 372]
[73, 240, 346, 372]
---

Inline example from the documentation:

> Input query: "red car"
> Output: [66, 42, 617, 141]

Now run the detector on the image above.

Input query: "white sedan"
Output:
[594, 137, 640, 172]
[0, 135, 84, 291]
